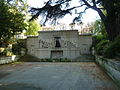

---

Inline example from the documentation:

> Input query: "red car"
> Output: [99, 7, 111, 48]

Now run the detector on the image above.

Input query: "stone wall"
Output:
[79, 35, 92, 54]
[0, 55, 19, 64]
[27, 36, 38, 56]
[26, 30, 92, 60]
[95, 55, 120, 88]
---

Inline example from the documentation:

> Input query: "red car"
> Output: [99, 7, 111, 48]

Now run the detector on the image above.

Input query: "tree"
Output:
[0, 1, 27, 47]
[92, 19, 107, 48]
[29, 0, 120, 41]
[93, 19, 107, 37]
[25, 20, 41, 35]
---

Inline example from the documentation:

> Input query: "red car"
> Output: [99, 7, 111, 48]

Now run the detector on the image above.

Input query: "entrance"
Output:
[51, 50, 63, 59]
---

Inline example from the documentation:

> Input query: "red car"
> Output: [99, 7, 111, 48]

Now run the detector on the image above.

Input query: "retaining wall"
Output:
[95, 55, 120, 88]
[0, 55, 19, 64]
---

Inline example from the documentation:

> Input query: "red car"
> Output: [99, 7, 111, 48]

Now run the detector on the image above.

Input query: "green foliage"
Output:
[93, 19, 107, 37]
[12, 39, 26, 55]
[0, 1, 27, 46]
[25, 20, 41, 35]
[0, 47, 13, 56]
[95, 35, 120, 59]
[92, 35, 107, 47]
[92, 19, 107, 48]
[29, 0, 120, 40]
[40, 58, 71, 62]
[0, 48, 7, 56]
[95, 40, 109, 55]
[53, 58, 71, 62]
[104, 36, 120, 58]
[8, 0, 28, 13]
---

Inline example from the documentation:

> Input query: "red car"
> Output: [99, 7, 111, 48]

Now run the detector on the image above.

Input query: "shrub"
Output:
[0, 47, 13, 56]
[60, 58, 71, 62]
[95, 40, 109, 55]
[12, 39, 26, 55]
[0, 48, 5, 53]
[40, 58, 71, 62]
[104, 36, 120, 59]
[92, 35, 107, 47]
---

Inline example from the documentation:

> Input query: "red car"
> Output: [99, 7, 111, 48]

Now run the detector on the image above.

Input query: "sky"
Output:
[27, 0, 100, 25]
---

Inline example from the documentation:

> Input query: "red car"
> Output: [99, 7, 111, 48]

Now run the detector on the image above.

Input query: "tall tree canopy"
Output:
[25, 20, 41, 35]
[93, 19, 106, 36]
[29, 0, 120, 41]
[0, 0, 27, 47]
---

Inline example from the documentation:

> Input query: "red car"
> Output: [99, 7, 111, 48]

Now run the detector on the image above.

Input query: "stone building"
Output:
[27, 30, 92, 60]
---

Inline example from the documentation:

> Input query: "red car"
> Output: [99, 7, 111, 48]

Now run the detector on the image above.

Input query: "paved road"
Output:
[0, 62, 119, 90]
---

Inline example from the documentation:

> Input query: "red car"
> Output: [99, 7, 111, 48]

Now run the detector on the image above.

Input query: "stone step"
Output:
[19, 54, 41, 62]
[19, 54, 95, 62]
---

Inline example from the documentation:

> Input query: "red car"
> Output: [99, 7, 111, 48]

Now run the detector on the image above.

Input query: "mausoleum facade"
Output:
[27, 30, 92, 60]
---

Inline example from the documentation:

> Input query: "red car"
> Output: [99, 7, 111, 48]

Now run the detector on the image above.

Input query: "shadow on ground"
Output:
[0, 83, 42, 90]
[18, 55, 41, 62]
[74, 54, 95, 62]
[18, 54, 95, 62]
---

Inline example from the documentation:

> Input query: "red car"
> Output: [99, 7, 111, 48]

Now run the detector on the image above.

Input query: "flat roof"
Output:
[27, 36, 38, 38]
[38, 30, 78, 33]
[79, 34, 92, 36]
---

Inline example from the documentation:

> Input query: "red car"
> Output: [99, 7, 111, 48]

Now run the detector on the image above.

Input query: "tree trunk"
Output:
[105, 22, 116, 41]
[104, 13, 120, 41]
[101, 0, 120, 41]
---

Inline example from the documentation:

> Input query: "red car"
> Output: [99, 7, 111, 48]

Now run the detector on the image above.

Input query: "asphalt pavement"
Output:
[0, 62, 119, 90]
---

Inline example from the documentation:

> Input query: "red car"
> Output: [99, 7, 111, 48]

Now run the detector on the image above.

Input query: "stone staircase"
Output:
[19, 54, 95, 62]
[18, 54, 41, 62]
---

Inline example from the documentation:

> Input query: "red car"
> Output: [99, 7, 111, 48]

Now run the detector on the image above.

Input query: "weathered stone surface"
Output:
[96, 55, 120, 88]
[27, 30, 92, 60]
[0, 55, 19, 64]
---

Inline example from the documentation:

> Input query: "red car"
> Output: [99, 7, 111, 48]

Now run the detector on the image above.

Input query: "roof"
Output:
[27, 36, 38, 38]
[38, 30, 78, 33]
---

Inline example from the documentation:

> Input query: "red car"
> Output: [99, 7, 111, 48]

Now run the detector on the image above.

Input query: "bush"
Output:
[104, 36, 120, 58]
[92, 35, 107, 47]
[0, 47, 13, 56]
[40, 58, 71, 62]
[12, 39, 26, 55]
[95, 40, 109, 55]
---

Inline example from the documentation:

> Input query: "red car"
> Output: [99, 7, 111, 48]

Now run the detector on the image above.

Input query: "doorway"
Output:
[51, 50, 63, 59]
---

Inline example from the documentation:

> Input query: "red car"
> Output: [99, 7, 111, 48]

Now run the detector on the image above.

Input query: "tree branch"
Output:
[73, 7, 89, 23]
[98, 8, 105, 10]
[92, 0, 96, 7]
[82, 0, 92, 8]
[82, 0, 106, 22]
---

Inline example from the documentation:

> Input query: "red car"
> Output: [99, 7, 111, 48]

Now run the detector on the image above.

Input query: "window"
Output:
[54, 37, 61, 48]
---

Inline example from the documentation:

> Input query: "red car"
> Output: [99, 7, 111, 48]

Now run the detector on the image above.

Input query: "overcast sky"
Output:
[27, 0, 100, 25]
